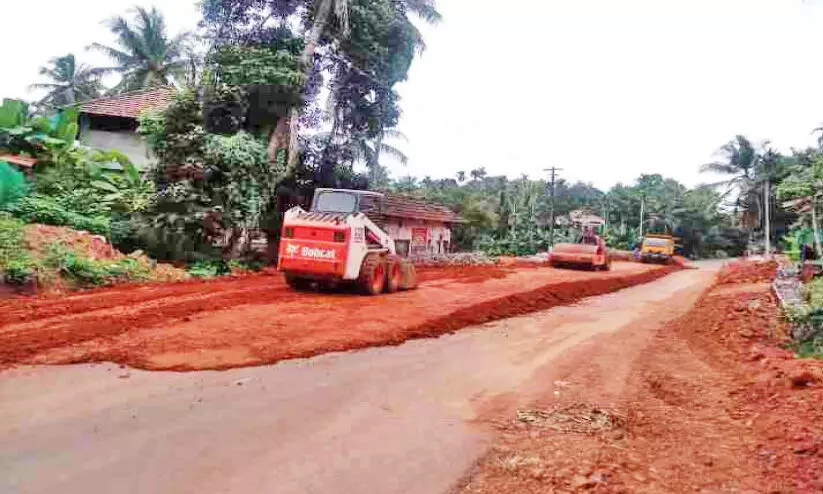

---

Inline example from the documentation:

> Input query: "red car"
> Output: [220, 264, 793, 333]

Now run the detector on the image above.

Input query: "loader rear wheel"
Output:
[358, 254, 387, 295]
[386, 256, 402, 293]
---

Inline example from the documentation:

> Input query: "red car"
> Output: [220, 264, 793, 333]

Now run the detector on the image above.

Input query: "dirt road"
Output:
[0, 261, 673, 371]
[1, 264, 715, 494]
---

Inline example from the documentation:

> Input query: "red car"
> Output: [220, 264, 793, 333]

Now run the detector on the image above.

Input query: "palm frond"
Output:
[28, 83, 63, 91]
[87, 43, 135, 68]
[403, 0, 442, 24]
[377, 142, 408, 165]
[381, 128, 408, 142]
[700, 162, 739, 175]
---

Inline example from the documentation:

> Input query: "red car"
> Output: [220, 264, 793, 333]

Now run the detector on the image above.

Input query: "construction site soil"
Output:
[459, 260, 823, 493]
[0, 261, 678, 372]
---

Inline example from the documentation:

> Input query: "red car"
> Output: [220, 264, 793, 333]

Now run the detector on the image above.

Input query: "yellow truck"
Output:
[639, 233, 675, 264]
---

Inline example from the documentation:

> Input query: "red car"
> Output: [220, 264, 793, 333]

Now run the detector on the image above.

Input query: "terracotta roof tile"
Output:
[80, 87, 176, 119]
[378, 195, 461, 223]
[0, 154, 37, 168]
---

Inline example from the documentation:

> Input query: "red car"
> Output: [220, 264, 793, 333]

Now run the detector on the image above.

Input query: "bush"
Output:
[0, 214, 36, 282]
[5, 195, 110, 237]
[794, 338, 823, 359]
[806, 278, 823, 308]
[187, 259, 231, 278]
[44, 242, 151, 286]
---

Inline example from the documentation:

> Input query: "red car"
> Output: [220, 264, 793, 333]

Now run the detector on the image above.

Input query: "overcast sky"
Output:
[5, 0, 823, 189]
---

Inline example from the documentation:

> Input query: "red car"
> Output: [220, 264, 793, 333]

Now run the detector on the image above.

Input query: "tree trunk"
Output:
[371, 135, 383, 185]
[266, 117, 291, 163]
[283, 0, 335, 172]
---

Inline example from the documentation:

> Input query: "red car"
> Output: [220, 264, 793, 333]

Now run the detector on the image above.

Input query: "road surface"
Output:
[0, 264, 718, 494]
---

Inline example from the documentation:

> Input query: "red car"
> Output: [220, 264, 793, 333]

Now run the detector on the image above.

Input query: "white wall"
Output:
[385, 218, 452, 255]
[80, 130, 152, 168]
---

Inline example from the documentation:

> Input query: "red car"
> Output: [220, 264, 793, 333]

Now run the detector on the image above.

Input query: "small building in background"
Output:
[362, 195, 462, 256]
[78, 87, 175, 168]
[557, 209, 606, 230]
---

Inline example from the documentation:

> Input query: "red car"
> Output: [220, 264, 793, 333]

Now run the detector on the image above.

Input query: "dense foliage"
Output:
[387, 170, 745, 258]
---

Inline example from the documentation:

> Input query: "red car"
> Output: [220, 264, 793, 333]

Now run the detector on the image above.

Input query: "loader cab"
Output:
[311, 188, 384, 215]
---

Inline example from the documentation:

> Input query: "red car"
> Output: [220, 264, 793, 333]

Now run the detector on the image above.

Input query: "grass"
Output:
[1, 214, 160, 289]
[793, 338, 823, 360]
[0, 213, 36, 282]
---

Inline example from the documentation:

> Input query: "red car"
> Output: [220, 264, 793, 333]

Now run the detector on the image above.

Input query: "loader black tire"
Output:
[285, 274, 311, 291]
[385, 256, 403, 293]
[399, 260, 418, 291]
[358, 254, 387, 295]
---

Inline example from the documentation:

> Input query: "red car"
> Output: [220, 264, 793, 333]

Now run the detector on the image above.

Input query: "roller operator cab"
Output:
[277, 188, 418, 295]
[550, 231, 612, 271]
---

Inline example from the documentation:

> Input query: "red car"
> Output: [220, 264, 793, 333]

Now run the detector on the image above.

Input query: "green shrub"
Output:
[0, 161, 30, 209]
[0, 214, 36, 282]
[187, 259, 230, 278]
[805, 278, 823, 308]
[44, 242, 150, 286]
[794, 338, 823, 359]
[5, 195, 110, 237]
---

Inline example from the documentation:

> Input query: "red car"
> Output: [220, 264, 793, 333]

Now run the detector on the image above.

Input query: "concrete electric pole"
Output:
[545, 167, 562, 247]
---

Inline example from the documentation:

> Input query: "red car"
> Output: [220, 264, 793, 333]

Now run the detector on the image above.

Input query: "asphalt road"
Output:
[0, 263, 719, 494]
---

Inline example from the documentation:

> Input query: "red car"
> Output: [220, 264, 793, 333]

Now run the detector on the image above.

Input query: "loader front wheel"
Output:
[358, 254, 387, 295]
[399, 259, 418, 291]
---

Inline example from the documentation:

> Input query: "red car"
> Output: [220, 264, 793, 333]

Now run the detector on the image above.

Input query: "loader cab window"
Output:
[313, 192, 357, 214]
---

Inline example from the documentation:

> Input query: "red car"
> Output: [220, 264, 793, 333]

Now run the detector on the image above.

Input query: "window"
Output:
[643, 238, 670, 248]
[314, 192, 357, 213]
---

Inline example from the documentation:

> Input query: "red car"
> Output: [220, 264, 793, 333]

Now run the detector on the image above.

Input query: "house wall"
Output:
[384, 218, 452, 256]
[80, 130, 151, 168]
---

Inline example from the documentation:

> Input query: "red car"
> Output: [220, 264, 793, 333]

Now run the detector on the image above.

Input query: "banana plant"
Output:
[0, 99, 78, 157]
[88, 161, 154, 213]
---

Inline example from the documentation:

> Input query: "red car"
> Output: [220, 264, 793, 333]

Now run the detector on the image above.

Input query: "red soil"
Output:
[460, 260, 823, 493]
[716, 258, 778, 284]
[0, 262, 677, 372]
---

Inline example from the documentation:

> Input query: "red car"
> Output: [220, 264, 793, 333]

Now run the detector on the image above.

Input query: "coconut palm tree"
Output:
[354, 129, 409, 183]
[89, 6, 191, 92]
[701, 135, 762, 213]
[29, 54, 103, 109]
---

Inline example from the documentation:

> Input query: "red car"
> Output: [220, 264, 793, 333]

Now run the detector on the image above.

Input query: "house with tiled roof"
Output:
[360, 193, 462, 256]
[78, 87, 175, 167]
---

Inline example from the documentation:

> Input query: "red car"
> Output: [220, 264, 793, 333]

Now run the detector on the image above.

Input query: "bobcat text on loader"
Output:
[278, 188, 418, 295]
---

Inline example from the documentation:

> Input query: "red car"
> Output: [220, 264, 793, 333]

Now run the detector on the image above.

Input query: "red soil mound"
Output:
[0, 262, 678, 371]
[459, 261, 823, 493]
[717, 259, 777, 285]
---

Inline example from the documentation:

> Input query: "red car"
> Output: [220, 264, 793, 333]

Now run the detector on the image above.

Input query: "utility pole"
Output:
[764, 179, 771, 258]
[545, 167, 562, 247]
[639, 195, 645, 239]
